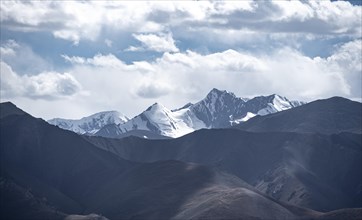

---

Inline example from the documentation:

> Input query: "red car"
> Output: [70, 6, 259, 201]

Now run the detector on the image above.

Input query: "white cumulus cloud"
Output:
[36, 39, 358, 119]
[1, 1, 361, 119]
[62, 54, 126, 68]
[1, 1, 360, 45]
[130, 33, 179, 53]
[0, 39, 19, 56]
[0, 61, 82, 100]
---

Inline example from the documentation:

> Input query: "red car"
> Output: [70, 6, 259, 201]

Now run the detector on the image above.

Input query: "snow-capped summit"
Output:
[146, 102, 167, 112]
[190, 88, 249, 127]
[256, 94, 301, 115]
[114, 102, 205, 138]
[183, 89, 305, 127]
[228, 94, 305, 125]
[48, 111, 129, 134]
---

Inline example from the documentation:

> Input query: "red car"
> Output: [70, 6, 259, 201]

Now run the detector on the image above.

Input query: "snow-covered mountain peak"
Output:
[207, 88, 236, 99]
[271, 95, 293, 110]
[142, 103, 173, 123]
[117, 102, 205, 138]
[87, 111, 129, 123]
[269, 94, 288, 102]
[146, 102, 168, 112]
[255, 94, 303, 116]
[199, 88, 242, 113]
[189, 88, 248, 128]
[48, 111, 129, 134]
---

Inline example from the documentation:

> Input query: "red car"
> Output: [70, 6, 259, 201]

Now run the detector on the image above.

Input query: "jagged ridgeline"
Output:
[48, 88, 304, 138]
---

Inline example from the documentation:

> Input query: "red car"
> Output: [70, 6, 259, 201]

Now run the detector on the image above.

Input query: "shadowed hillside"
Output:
[1, 101, 362, 219]
[235, 97, 362, 134]
[85, 129, 362, 212]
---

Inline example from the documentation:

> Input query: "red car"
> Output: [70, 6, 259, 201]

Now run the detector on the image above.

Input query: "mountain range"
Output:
[48, 88, 304, 138]
[0, 102, 320, 220]
[84, 96, 362, 212]
[1, 94, 361, 220]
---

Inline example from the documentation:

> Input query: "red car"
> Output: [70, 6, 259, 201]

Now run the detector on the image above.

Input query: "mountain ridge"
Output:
[81, 97, 362, 212]
[48, 88, 305, 138]
[1, 99, 361, 219]
[84, 129, 362, 212]
[0, 103, 323, 219]
[235, 96, 362, 134]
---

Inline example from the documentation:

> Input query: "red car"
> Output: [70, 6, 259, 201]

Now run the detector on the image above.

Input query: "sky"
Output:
[0, 0, 361, 120]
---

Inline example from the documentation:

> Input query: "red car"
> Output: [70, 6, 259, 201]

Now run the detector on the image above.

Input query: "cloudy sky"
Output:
[1, 0, 361, 119]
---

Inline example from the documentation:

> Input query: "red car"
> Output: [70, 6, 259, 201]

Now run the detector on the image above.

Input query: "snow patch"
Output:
[232, 112, 257, 124]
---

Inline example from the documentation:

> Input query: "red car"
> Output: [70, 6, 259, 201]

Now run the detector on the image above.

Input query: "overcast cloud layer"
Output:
[0, 0, 361, 119]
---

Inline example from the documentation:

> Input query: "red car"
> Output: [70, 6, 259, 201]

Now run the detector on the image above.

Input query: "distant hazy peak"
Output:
[48, 110, 129, 135]
[54, 110, 128, 121]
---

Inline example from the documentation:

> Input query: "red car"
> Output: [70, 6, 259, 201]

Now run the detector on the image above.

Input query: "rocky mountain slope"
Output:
[3, 102, 347, 220]
[2, 97, 361, 219]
